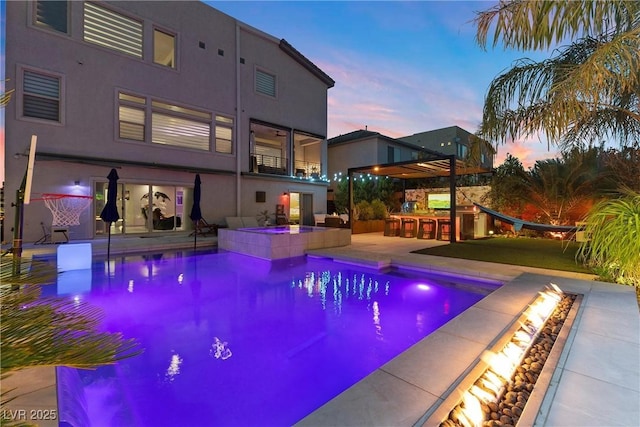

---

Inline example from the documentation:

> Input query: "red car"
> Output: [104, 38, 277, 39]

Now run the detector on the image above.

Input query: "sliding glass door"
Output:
[95, 182, 188, 235]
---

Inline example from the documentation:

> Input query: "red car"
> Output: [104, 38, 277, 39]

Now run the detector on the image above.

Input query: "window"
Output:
[388, 146, 400, 163]
[215, 116, 234, 154]
[118, 92, 225, 152]
[23, 70, 61, 122]
[34, 0, 68, 34]
[152, 101, 210, 150]
[256, 69, 276, 97]
[118, 93, 145, 140]
[154, 29, 176, 68]
[84, 2, 143, 58]
[457, 143, 468, 159]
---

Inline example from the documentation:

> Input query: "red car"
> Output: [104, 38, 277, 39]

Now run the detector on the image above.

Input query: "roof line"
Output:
[279, 39, 335, 88]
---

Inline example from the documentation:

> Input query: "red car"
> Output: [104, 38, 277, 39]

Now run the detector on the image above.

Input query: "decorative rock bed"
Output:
[432, 286, 578, 427]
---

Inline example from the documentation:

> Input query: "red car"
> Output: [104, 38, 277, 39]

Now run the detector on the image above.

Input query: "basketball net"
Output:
[40, 194, 93, 227]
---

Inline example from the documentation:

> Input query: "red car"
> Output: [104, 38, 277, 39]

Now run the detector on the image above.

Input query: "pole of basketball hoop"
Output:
[12, 135, 37, 276]
[12, 175, 26, 275]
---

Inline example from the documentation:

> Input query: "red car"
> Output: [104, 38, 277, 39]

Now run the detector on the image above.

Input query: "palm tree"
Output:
[474, 0, 640, 149]
[1, 260, 142, 372]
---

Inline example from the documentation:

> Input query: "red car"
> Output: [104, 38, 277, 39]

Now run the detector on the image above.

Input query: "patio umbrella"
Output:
[189, 174, 203, 251]
[100, 169, 120, 260]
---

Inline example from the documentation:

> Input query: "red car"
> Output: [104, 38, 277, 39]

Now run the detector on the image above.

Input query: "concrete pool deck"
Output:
[2, 233, 638, 426]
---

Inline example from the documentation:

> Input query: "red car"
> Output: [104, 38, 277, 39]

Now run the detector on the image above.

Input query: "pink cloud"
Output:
[495, 137, 559, 169]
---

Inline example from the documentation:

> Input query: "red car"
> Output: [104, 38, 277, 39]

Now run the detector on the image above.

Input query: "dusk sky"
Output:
[1, 1, 564, 184]
[210, 0, 560, 167]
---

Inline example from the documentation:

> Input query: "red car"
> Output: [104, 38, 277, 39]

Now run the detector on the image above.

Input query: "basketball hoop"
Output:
[35, 193, 93, 227]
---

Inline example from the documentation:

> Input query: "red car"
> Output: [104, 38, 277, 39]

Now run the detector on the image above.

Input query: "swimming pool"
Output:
[54, 250, 500, 426]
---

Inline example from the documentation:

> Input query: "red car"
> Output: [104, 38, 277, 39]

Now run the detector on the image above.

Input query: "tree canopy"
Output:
[475, 0, 640, 149]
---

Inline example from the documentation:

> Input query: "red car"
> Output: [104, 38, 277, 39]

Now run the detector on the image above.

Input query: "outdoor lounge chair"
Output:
[225, 217, 244, 230]
[190, 218, 219, 236]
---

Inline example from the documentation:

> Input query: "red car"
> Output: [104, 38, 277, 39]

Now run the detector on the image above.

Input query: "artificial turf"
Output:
[412, 237, 594, 274]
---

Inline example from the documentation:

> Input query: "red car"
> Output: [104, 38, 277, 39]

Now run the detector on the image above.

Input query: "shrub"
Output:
[577, 190, 640, 287]
[370, 199, 388, 220]
[355, 200, 374, 221]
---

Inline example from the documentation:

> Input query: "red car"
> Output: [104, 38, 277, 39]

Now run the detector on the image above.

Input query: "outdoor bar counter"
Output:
[387, 214, 461, 240]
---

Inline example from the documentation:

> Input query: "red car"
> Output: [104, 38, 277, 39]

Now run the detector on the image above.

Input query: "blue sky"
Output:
[210, 0, 559, 167]
[0, 1, 562, 184]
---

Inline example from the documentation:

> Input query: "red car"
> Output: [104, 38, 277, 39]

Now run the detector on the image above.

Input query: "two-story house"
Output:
[4, 0, 334, 243]
[399, 125, 495, 171]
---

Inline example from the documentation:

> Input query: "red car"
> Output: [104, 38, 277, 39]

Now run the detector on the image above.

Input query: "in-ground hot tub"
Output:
[217, 225, 351, 260]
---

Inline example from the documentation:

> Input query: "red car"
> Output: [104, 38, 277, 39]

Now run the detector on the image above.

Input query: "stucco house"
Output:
[4, 0, 334, 243]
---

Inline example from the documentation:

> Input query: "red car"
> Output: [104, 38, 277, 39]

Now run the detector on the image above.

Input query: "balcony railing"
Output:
[251, 153, 322, 180]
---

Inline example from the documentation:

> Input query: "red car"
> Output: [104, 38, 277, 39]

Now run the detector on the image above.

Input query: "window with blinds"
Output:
[215, 116, 234, 154]
[152, 113, 210, 150]
[256, 69, 276, 97]
[117, 92, 231, 152]
[23, 70, 61, 122]
[84, 2, 143, 58]
[34, 0, 68, 34]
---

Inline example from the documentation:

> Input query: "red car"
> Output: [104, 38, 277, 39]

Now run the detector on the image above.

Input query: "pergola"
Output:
[347, 153, 492, 242]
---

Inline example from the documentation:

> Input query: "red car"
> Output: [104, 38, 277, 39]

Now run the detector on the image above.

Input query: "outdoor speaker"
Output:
[256, 191, 266, 203]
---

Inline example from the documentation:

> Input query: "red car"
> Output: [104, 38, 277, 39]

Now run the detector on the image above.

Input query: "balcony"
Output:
[251, 154, 322, 180]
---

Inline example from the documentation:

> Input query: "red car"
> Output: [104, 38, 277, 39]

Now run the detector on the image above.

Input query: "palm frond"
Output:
[475, 0, 640, 51]
[577, 190, 640, 286]
[1, 284, 143, 372]
[1, 257, 57, 286]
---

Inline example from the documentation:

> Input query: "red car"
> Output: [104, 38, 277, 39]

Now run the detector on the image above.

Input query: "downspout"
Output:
[235, 23, 242, 215]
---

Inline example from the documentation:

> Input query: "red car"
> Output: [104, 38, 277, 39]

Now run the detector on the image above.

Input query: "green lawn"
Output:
[412, 237, 594, 274]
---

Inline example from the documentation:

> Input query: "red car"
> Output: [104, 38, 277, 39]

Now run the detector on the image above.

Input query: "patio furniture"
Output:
[399, 218, 417, 238]
[384, 218, 400, 236]
[417, 219, 436, 239]
[190, 218, 219, 236]
[275, 204, 288, 225]
[437, 220, 451, 240]
[324, 216, 343, 228]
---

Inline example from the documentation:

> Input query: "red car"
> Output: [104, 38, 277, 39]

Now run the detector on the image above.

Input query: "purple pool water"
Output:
[54, 250, 500, 426]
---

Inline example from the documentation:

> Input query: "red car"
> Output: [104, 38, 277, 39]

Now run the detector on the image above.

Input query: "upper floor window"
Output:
[118, 92, 233, 153]
[84, 2, 143, 58]
[154, 28, 176, 68]
[23, 69, 62, 122]
[256, 69, 276, 97]
[34, 0, 68, 34]
[215, 116, 234, 154]
[457, 143, 468, 159]
[388, 146, 400, 163]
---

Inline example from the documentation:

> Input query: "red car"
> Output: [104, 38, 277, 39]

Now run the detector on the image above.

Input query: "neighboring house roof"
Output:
[328, 129, 447, 157]
[328, 129, 383, 145]
[279, 39, 335, 88]
[400, 125, 497, 155]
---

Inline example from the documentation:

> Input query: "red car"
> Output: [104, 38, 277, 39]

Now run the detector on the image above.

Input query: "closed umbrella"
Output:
[189, 174, 203, 251]
[100, 169, 120, 260]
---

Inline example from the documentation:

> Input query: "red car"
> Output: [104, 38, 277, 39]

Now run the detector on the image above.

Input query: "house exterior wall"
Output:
[400, 126, 495, 170]
[327, 133, 418, 183]
[4, 1, 331, 242]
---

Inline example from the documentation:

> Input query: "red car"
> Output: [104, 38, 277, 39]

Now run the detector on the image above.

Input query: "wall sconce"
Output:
[282, 192, 288, 196]
[74, 180, 81, 186]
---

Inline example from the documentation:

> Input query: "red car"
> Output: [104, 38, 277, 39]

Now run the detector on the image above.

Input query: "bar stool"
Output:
[384, 218, 401, 236]
[400, 218, 417, 238]
[417, 219, 436, 239]
[438, 220, 451, 241]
